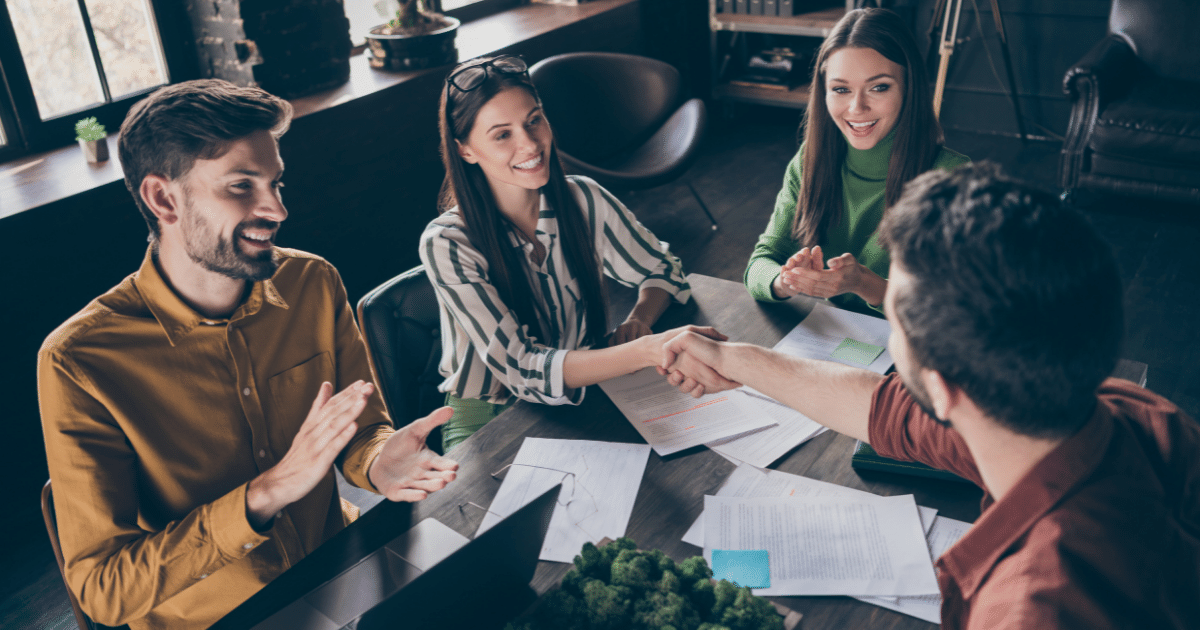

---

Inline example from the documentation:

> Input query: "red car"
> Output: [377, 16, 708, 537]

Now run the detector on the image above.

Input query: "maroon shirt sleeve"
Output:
[868, 374, 985, 486]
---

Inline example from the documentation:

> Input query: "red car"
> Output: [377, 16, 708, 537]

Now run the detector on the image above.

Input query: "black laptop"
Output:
[253, 484, 560, 630]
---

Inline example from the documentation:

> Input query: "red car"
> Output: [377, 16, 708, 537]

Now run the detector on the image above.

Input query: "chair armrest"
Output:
[1063, 35, 1139, 104]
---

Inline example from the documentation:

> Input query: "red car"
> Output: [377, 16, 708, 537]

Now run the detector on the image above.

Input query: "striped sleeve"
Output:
[570, 176, 691, 304]
[419, 219, 575, 405]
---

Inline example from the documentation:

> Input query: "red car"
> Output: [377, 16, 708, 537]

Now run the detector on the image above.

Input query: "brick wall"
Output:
[184, 0, 352, 98]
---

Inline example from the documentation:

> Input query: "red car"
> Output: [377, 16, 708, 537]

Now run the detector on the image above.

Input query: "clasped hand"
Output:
[651, 326, 740, 398]
[774, 245, 867, 300]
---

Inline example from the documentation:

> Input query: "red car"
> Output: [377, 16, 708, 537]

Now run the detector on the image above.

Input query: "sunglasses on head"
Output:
[447, 55, 529, 93]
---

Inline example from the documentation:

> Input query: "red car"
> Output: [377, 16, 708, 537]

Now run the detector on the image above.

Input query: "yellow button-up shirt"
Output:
[38, 247, 394, 629]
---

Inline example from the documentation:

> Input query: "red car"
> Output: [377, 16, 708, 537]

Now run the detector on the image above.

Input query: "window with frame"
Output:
[0, 0, 192, 162]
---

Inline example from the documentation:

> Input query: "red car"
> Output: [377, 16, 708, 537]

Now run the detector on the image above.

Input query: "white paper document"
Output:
[855, 515, 972, 624]
[599, 367, 775, 456]
[703, 495, 940, 597]
[475, 438, 650, 563]
[682, 463, 937, 548]
[705, 391, 827, 468]
[772, 302, 894, 375]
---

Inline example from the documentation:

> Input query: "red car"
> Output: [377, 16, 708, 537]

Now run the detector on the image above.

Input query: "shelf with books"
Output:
[708, 1, 850, 110]
[710, 6, 845, 38]
[714, 82, 810, 109]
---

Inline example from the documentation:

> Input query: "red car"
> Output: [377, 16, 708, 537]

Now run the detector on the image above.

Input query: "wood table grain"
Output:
[215, 274, 985, 630]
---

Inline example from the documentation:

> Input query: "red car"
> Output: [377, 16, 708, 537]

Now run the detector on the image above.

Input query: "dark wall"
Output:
[0, 2, 642, 542]
[913, 0, 1110, 138]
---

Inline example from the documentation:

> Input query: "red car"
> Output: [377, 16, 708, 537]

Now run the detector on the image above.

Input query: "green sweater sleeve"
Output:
[744, 146, 803, 302]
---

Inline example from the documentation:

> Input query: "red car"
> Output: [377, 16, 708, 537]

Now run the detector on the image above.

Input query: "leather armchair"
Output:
[1060, 0, 1200, 204]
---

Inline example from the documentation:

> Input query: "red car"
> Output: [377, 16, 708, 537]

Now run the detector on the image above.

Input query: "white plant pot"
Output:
[79, 137, 109, 163]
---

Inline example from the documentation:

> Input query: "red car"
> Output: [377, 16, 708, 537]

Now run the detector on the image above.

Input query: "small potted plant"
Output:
[365, 0, 460, 71]
[75, 117, 109, 163]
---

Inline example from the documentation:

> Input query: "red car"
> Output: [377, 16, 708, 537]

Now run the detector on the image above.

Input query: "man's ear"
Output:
[456, 139, 478, 165]
[140, 174, 181, 227]
[921, 368, 958, 421]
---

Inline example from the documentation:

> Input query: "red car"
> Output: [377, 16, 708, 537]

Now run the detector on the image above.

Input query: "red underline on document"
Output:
[643, 397, 728, 422]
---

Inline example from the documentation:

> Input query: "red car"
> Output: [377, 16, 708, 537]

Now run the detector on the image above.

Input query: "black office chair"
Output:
[529, 51, 718, 230]
[42, 480, 129, 630]
[356, 265, 446, 453]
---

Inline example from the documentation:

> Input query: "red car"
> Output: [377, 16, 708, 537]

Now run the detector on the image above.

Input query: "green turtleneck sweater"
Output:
[744, 133, 969, 314]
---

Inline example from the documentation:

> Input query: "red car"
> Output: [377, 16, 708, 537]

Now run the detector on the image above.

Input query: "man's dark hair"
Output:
[878, 162, 1123, 438]
[118, 79, 293, 237]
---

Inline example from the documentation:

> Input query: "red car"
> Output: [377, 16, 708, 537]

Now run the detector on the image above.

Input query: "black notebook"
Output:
[851, 440, 971, 483]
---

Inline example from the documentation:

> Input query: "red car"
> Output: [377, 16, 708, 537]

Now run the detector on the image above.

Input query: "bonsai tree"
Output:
[381, 0, 452, 36]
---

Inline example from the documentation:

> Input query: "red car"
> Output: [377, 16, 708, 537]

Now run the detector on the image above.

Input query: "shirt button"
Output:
[243, 543, 255, 550]
[258, 449, 266, 458]
[276, 511, 284, 519]
[243, 387, 251, 396]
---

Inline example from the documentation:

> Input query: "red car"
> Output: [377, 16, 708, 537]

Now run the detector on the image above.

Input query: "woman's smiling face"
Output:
[823, 46, 905, 151]
[456, 86, 553, 193]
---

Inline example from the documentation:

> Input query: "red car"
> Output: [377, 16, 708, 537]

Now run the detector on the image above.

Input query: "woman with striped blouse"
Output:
[420, 55, 727, 451]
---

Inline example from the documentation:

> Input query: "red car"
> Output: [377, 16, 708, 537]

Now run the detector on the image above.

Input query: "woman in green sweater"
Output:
[745, 8, 969, 314]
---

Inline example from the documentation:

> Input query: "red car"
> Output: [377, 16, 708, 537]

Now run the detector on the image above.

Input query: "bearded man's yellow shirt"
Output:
[38, 247, 394, 629]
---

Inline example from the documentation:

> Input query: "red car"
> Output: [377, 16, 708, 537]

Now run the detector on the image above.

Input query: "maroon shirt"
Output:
[869, 375, 1200, 629]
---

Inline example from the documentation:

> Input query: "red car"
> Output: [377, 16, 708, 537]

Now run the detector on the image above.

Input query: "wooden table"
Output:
[215, 274, 987, 630]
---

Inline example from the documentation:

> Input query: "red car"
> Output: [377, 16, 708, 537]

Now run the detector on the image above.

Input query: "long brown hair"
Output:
[793, 8, 944, 247]
[438, 57, 607, 347]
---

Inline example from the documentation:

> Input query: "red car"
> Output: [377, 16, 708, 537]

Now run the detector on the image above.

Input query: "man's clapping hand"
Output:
[369, 407, 458, 502]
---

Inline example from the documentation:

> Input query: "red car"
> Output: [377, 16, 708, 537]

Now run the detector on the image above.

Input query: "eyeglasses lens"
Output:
[452, 66, 488, 92]
[493, 57, 528, 74]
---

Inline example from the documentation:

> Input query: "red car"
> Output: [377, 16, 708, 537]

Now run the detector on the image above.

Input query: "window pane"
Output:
[82, 0, 168, 99]
[6, 0, 105, 119]
[345, 0, 398, 46]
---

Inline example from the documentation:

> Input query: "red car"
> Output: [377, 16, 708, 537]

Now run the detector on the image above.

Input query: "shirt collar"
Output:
[843, 126, 897, 182]
[133, 245, 289, 346]
[505, 193, 557, 250]
[936, 405, 1115, 599]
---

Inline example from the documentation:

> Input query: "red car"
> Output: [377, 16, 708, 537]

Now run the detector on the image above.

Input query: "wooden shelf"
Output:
[715, 82, 810, 109]
[710, 7, 845, 37]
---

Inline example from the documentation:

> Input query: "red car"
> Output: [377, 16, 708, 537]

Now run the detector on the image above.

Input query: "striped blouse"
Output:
[419, 175, 691, 406]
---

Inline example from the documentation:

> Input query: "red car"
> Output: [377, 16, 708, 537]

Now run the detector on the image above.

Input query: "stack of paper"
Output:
[475, 438, 651, 563]
[771, 302, 894, 374]
[704, 391, 826, 467]
[854, 515, 971, 624]
[702, 494, 940, 597]
[688, 464, 967, 620]
[683, 464, 938, 547]
[700, 303, 894, 467]
[598, 367, 776, 456]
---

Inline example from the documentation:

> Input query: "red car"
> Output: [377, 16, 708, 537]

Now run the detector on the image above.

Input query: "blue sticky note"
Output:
[711, 549, 770, 589]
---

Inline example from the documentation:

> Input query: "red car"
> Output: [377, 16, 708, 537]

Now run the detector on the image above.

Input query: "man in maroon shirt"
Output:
[664, 163, 1200, 629]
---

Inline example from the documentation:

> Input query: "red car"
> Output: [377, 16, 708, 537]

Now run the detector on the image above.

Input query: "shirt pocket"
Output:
[268, 352, 334, 444]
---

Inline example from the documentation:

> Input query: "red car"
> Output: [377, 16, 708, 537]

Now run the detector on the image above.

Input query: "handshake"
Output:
[650, 325, 743, 398]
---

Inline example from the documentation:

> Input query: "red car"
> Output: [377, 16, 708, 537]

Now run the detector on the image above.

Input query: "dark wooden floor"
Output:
[4, 106, 1197, 629]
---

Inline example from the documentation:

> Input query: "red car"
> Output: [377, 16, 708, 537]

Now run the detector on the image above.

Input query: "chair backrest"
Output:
[1110, 0, 1200, 83]
[356, 265, 445, 450]
[43, 480, 126, 630]
[530, 52, 683, 165]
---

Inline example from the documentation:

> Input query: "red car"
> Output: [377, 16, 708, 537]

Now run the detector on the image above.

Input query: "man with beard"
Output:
[38, 80, 459, 630]
[661, 163, 1199, 629]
